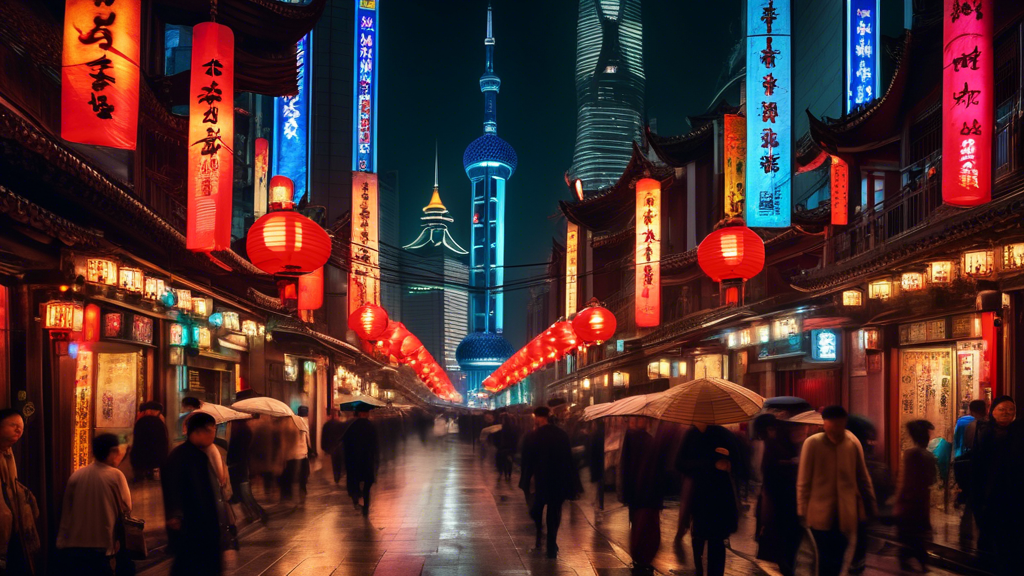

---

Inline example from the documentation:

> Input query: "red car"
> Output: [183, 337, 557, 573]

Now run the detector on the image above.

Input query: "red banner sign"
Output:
[188, 22, 234, 252]
[942, 0, 992, 207]
[61, 0, 141, 149]
[830, 155, 849, 225]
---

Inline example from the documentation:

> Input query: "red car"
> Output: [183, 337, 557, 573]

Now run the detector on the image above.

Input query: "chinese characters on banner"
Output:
[254, 138, 269, 218]
[847, 0, 879, 112]
[723, 115, 746, 218]
[830, 155, 849, 225]
[635, 178, 661, 328]
[354, 0, 378, 172]
[61, 0, 141, 149]
[943, 0, 992, 206]
[187, 23, 234, 252]
[349, 172, 380, 313]
[746, 0, 791, 228]
[565, 223, 579, 317]
[274, 33, 312, 203]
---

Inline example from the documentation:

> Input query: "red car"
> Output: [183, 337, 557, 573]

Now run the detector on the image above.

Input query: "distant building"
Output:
[567, 0, 645, 191]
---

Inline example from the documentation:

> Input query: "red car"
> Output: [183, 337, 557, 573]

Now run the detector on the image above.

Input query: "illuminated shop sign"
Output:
[635, 179, 661, 327]
[810, 329, 840, 361]
[846, 0, 879, 112]
[565, 223, 579, 317]
[275, 33, 312, 203]
[349, 172, 380, 311]
[723, 114, 746, 218]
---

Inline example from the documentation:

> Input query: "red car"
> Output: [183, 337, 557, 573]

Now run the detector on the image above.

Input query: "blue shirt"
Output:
[953, 415, 975, 458]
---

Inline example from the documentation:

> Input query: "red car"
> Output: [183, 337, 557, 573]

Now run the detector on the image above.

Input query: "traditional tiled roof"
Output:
[0, 186, 101, 248]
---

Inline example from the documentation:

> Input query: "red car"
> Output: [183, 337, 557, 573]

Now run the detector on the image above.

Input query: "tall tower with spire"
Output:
[456, 2, 517, 400]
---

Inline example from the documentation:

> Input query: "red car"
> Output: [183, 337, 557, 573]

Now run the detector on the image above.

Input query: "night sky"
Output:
[378, 0, 742, 348]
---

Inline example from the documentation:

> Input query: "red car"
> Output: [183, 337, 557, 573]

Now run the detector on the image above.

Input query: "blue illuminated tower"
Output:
[457, 3, 517, 399]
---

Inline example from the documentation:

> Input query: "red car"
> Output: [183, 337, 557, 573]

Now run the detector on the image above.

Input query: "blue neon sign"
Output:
[847, 0, 879, 112]
[746, 0, 791, 228]
[353, 0, 378, 172]
[274, 33, 312, 203]
[810, 329, 840, 362]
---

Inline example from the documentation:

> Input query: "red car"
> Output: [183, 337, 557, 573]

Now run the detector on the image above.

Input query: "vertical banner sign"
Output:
[565, 223, 579, 317]
[253, 138, 269, 218]
[61, 0, 141, 149]
[723, 114, 746, 218]
[354, 0, 378, 172]
[830, 156, 849, 225]
[943, 0, 992, 207]
[746, 0, 791, 228]
[187, 22, 234, 252]
[847, 0, 879, 112]
[635, 178, 661, 328]
[349, 172, 380, 314]
[274, 33, 312, 203]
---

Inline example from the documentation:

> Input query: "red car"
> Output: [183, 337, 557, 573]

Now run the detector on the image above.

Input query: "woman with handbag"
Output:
[56, 433, 132, 576]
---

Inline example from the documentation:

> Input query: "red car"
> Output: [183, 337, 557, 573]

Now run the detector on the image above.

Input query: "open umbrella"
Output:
[336, 393, 386, 412]
[763, 396, 813, 417]
[786, 410, 824, 425]
[192, 403, 252, 425]
[479, 423, 502, 442]
[231, 396, 294, 418]
[645, 377, 765, 425]
[582, 393, 659, 421]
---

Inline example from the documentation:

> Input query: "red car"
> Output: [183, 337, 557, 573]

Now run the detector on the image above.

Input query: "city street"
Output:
[139, 437, 959, 576]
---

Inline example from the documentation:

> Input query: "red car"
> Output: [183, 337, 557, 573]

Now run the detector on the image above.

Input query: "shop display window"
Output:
[118, 268, 144, 293]
[929, 261, 952, 283]
[103, 313, 123, 338]
[901, 273, 924, 291]
[757, 325, 770, 343]
[174, 289, 192, 311]
[95, 352, 138, 428]
[1003, 244, 1024, 270]
[963, 250, 993, 277]
[144, 277, 166, 300]
[772, 318, 799, 340]
[86, 258, 118, 285]
[222, 312, 240, 331]
[842, 289, 863, 306]
[868, 279, 892, 300]
[694, 354, 725, 379]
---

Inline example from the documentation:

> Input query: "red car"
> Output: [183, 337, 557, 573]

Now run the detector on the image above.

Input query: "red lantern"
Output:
[269, 175, 295, 211]
[298, 267, 324, 311]
[348, 304, 389, 340]
[697, 224, 765, 282]
[187, 22, 234, 252]
[572, 306, 617, 344]
[82, 304, 101, 342]
[247, 211, 332, 276]
[398, 335, 425, 360]
[61, 0, 141, 149]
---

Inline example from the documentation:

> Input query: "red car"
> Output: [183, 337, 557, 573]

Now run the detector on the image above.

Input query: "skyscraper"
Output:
[568, 0, 645, 191]
[456, 3, 516, 398]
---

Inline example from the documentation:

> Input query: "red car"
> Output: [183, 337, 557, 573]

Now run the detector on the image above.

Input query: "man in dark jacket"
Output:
[130, 401, 168, 482]
[343, 408, 379, 516]
[519, 406, 581, 559]
[227, 418, 266, 523]
[162, 412, 228, 576]
[677, 423, 740, 576]
[621, 418, 668, 575]
[321, 409, 348, 484]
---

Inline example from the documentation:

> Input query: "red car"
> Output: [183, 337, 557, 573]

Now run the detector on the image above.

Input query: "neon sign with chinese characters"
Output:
[811, 329, 840, 362]
[353, 0, 378, 172]
[847, 0, 879, 112]
[275, 33, 312, 203]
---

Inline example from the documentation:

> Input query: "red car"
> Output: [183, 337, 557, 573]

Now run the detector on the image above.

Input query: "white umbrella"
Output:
[786, 410, 824, 425]
[479, 423, 502, 441]
[192, 403, 252, 425]
[582, 393, 659, 421]
[232, 397, 295, 418]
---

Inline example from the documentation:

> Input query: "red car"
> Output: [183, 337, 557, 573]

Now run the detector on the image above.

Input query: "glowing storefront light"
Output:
[929, 261, 952, 283]
[842, 289, 863, 306]
[901, 272, 924, 291]
[635, 178, 661, 327]
[846, 0, 879, 112]
[565, 223, 579, 317]
[868, 279, 892, 300]
[353, 0, 378, 172]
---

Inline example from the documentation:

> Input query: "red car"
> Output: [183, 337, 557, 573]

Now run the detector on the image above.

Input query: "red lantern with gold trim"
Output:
[247, 210, 332, 276]
[572, 303, 617, 344]
[348, 304, 389, 340]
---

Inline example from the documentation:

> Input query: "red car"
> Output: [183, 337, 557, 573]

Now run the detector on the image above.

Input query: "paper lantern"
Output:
[635, 178, 661, 328]
[298, 267, 324, 311]
[697, 224, 766, 282]
[572, 306, 617, 344]
[61, 0, 141, 149]
[247, 211, 332, 276]
[45, 301, 83, 332]
[348, 304, 389, 340]
[269, 175, 295, 211]
[187, 22, 234, 252]
[942, 0, 993, 207]
[82, 304, 101, 342]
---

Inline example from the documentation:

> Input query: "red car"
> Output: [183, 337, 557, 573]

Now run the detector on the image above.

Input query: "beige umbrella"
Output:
[582, 393, 660, 421]
[192, 403, 252, 425]
[786, 409, 824, 425]
[646, 377, 765, 425]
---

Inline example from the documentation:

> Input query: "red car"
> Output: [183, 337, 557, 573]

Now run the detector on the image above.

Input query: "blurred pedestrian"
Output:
[162, 412, 229, 576]
[493, 414, 520, 481]
[796, 406, 875, 576]
[519, 406, 581, 559]
[895, 420, 937, 573]
[0, 409, 40, 576]
[676, 423, 739, 576]
[177, 396, 201, 439]
[845, 415, 892, 575]
[970, 395, 1024, 575]
[226, 418, 266, 524]
[129, 402, 168, 482]
[321, 409, 347, 484]
[56, 434, 131, 576]
[953, 399, 986, 541]
[756, 416, 801, 576]
[343, 408, 379, 516]
[620, 418, 666, 576]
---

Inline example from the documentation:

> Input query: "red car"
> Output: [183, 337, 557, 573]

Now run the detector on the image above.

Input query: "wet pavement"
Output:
[139, 437, 962, 576]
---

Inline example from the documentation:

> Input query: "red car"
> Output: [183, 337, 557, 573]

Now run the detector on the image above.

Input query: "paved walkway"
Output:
[140, 438, 960, 576]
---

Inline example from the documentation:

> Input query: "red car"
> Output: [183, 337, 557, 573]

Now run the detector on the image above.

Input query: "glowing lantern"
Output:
[187, 22, 234, 252]
[269, 175, 295, 211]
[298, 267, 324, 311]
[61, 0, 141, 149]
[82, 304, 101, 342]
[45, 300, 83, 332]
[942, 0, 992, 207]
[572, 303, 617, 344]
[698, 222, 765, 306]
[635, 178, 661, 328]
[247, 211, 332, 276]
[118, 268, 144, 294]
[348, 304, 389, 340]
[573, 179, 584, 201]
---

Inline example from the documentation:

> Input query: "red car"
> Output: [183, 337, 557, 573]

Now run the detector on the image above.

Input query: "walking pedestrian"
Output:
[620, 417, 666, 576]
[756, 416, 801, 576]
[677, 423, 740, 576]
[519, 406, 581, 559]
[129, 401, 168, 482]
[953, 399, 986, 541]
[796, 405, 876, 576]
[177, 396, 201, 439]
[895, 420, 937, 573]
[0, 409, 40, 576]
[226, 418, 266, 523]
[162, 412, 229, 576]
[321, 409, 347, 484]
[56, 434, 132, 576]
[343, 408, 379, 516]
[493, 414, 520, 481]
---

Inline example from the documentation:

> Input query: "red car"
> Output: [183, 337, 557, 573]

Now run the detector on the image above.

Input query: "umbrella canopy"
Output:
[232, 396, 294, 418]
[646, 377, 765, 425]
[763, 396, 813, 416]
[192, 403, 252, 425]
[786, 410, 824, 425]
[479, 423, 502, 441]
[335, 393, 387, 411]
[582, 394, 659, 421]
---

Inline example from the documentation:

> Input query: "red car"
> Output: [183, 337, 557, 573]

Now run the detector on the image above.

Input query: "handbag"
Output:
[112, 485, 148, 559]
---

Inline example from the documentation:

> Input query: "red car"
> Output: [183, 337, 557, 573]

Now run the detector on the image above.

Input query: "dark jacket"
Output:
[321, 419, 347, 455]
[343, 418, 379, 483]
[971, 420, 1024, 530]
[620, 428, 667, 510]
[161, 441, 227, 575]
[226, 420, 252, 469]
[677, 425, 739, 539]
[757, 435, 801, 564]
[129, 414, 169, 470]
[896, 446, 937, 535]
[519, 424, 582, 502]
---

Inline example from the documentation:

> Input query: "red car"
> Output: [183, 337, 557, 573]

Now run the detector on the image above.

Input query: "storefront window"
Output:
[222, 312, 240, 331]
[757, 325, 770, 343]
[118, 268, 144, 293]
[169, 323, 187, 346]
[868, 279, 892, 300]
[612, 371, 629, 387]
[694, 354, 724, 379]
[772, 318, 799, 340]
[901, 273, 923, 291]
[242, 320, 258, 336]
[103, 313, 123, 338]
[1003, 244, 1024, 269]
[95, 352, 139, 428]
[86, 258, 118, 285]
[727, 333, 738, 348]
[929, 261, 952, 283]
[739, 329, 751, 346]
[144, 277, 166, 300]
[842, 290, 863, 306]
[192, 298, 209, 317]
[963, 250, 993, 277]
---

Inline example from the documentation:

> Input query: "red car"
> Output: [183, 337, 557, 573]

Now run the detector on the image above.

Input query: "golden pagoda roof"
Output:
[423, 188, 446, 212]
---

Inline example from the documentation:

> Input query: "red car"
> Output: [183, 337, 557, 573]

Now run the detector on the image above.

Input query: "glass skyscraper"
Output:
[568, 0, 645, 191]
